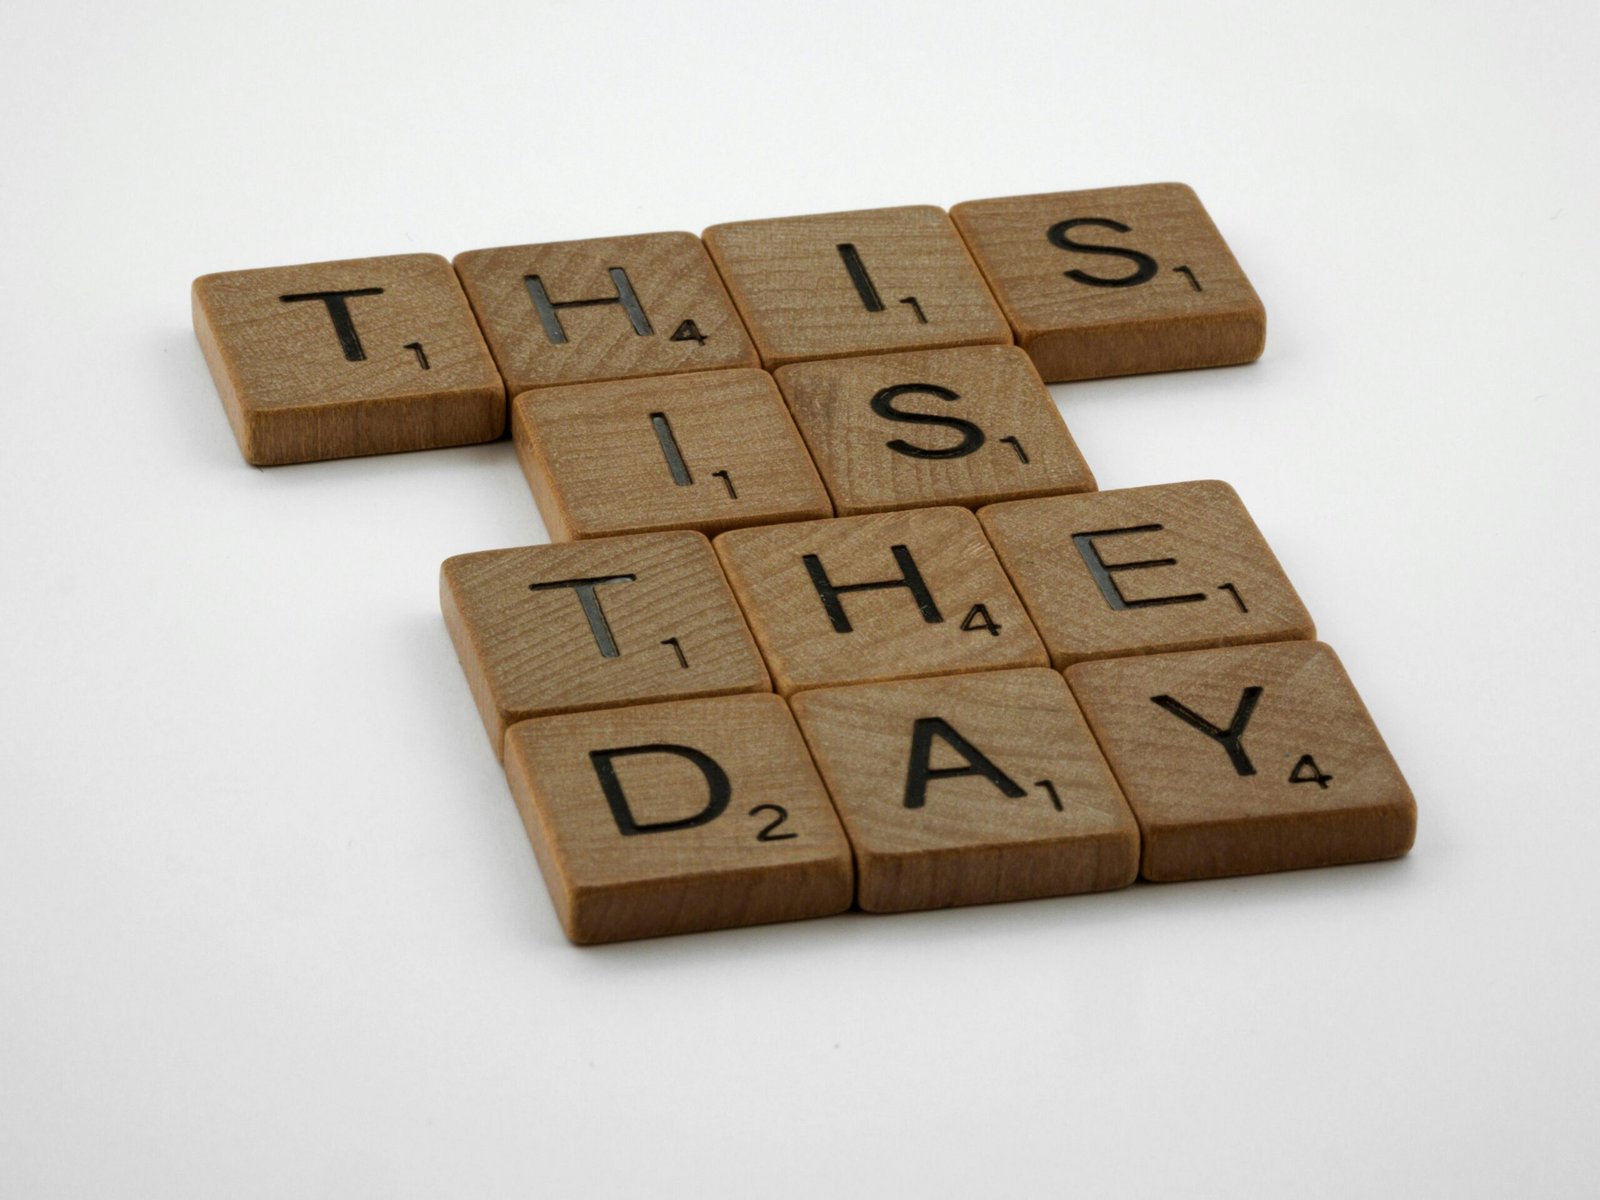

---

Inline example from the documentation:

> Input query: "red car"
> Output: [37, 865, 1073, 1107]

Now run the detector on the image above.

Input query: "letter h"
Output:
[802, 543, 943, 634]
[524, 267, 653, 345]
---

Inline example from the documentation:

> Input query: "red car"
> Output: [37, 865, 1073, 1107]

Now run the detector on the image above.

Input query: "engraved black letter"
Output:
[903, 717, 1026, 809]
[528, 574, 637, 658]
[1072, 526, 1206, 611]
[1046, 218, 1159, 288]
[524, 268, 653, 344]
[278, 287, 385, 361]
[1150, 687, 1263, 776]
[870, 383, 986, 460]
[589, 744, 731, 836]
[802, 544, 943, 633]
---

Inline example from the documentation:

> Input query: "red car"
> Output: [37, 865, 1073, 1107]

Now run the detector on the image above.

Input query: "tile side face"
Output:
[1066, 641, 1416, 881]
[791, 669, 1139, 912]
[192, 253, 505, 464]
[715, 507, 1047, 694]
[454, 232, 757, 393]
[505, 694, 854, 943]
[951, 184, 1265, 382]
[979, 480, 1314, 666]
[703, 206, 1012, 367]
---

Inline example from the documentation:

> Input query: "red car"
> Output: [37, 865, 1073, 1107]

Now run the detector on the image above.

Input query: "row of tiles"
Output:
[507, 646, 1416, 945]
[193, 183, 1265, 465]
[442, 480, 1314, 755]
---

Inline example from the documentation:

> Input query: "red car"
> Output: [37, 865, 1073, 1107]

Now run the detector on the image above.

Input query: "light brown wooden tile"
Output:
[513, 368, 832, 540]
[950, 184, 1265, 382]
[453, 232, 757, 394]
[505, 694, 853, 944]
[702, 206, 1012, 368]
[774, 344, 1094, 516]
[979, 481, 1313, 667]
[192, 254, 505, 465]
[441, 531, 769, 756]
[1066, 641, 1415, 881]
[714, 507, 1045, 695]
[790, 669, 1138, 913]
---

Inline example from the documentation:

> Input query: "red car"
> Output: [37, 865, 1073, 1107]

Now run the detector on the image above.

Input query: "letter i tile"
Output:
[441, 531, 770, 756]
[1066, 641, 1416, 881]
[504, 694, 854, 943]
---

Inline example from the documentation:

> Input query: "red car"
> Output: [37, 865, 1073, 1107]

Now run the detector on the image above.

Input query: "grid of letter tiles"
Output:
[194, 183, 1415, 944]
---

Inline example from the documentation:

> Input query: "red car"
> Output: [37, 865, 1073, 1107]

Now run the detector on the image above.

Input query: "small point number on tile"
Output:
[711, 469, 737, 499]
[899, 296, 927, 324]
[1036, 779, 1064, 812]
[1218, 582, 1247, 612]
[670, 319, 708, 346]
[959, 604, 1001, 637]
[999, 435, 1030, 464]
[1174, 265, 1202, 292]
[661, 636, 688, 669]
[749, 804, 798, 842]
[403, 341, 430, 370]
[1289, 755, 1333, 789]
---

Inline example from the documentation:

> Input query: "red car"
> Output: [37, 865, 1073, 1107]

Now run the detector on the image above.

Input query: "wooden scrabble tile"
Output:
[441, 531, 769, 756]
[702, 206, 1012, 368]
[453, 232, 758, 394]
[714, 507, 1046, 695]
[1066, 641, 1416, 881]
[192, 254, 505, 465]
[513, 368, 832, 540]
[979, 481, 1313, 667]
[790, 669, 1138, 913]
[505, 694, 854, 943]
[774, 344, 1095, 516]
[950, 184, 1265, 382]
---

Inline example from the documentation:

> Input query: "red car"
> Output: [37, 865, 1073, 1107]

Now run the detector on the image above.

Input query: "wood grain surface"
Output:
[512, 368, 831, 540]
[702, 206, 1012, 368]
[441, 531, 769, 756]
[1066, 641, 1416, 881]
[950, 184, 1265, 382]
[979, 480, 1314, 667]
[774, 344, 1095, 515]
[714, 507, 1046, 694]
[504, 694, 853, 944]
[453, 232, 758, 394]
[192, 253, 505, 465]
[790, 669, 1139, 913]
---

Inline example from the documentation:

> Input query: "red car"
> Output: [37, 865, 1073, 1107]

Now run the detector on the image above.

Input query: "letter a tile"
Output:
[513, 368, 832, 540]
[951, 184, 1265, 382]
[441, 531, 769, 756]
[703, 206, 1012, 368]
[979, 481, 1314, 667]
[790, 669, 1139, 913]
[192, 254, 505, 465]
[504, 694, 854, 944]
[1066, 641, 1416, 881]
[714, 507, 1046, 694]
[453, 233, 758, 394]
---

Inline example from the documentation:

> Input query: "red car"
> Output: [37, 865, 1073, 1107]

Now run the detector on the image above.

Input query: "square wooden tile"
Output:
[441, 531, 769, 756]
[192, 253, 505, 465]
[505, 694, 853, 944]
[714, 507, 1046, 695]
[453, 232, 757, 394]
[702, 206, 1012, 368]
[774, 344, 1094, 516]
[1066, 641, 1416, 881]
[950, 184, 1265, 382]
[512, 368, 832, 540]
[979, 481, 1313, 667]
[790, 669, 1138, 913]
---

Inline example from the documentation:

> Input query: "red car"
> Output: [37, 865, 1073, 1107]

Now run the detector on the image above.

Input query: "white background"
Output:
[3, 2, 1597, 1195]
